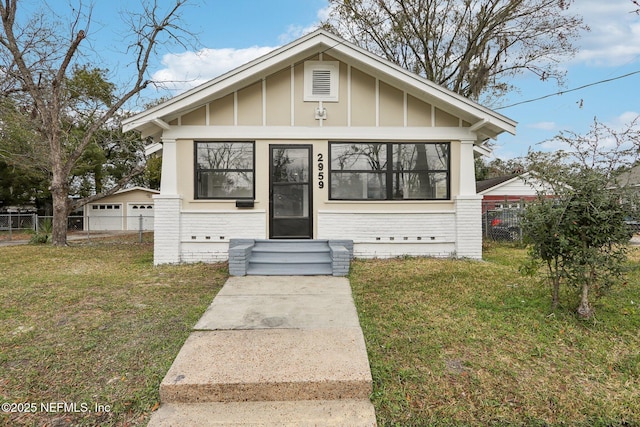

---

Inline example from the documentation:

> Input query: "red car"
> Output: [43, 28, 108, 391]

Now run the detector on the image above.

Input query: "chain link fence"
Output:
[1, 214, 153, 242]
[482, 200, 525, 243]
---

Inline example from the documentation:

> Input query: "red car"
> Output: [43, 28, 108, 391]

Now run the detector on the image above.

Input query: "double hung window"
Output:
[195, 142, 254, 199]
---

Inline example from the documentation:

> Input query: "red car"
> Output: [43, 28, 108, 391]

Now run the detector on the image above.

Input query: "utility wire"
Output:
[496, 70, 640, 110]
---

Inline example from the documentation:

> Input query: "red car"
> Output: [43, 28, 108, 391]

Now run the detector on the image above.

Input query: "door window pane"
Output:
[272, 148, 309, 182]
[273, 184, 309, 217]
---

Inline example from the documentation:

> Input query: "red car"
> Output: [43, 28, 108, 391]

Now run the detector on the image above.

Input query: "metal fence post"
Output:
[139, 214, 143, 243]
[8, 211, 11, 240]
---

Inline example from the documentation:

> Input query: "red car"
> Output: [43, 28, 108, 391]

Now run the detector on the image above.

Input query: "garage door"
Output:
[88, 204, 123, 230]
[128, 204, 154, 230]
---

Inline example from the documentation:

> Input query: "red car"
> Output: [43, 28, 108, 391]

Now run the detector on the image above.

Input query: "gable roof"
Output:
[114, 186, 160, 195]
[476, 173, 523, 194]
[123, 29, 516, 141]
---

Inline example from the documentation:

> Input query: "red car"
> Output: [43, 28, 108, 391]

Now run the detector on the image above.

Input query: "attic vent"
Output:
[304, 61, 339, 102]
[312, 69, 332, 96]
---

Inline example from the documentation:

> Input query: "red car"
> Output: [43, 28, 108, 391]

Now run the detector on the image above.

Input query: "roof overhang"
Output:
[123, 29, 516, 142]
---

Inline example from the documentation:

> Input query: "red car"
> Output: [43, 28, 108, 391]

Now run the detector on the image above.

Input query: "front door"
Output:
[269, 145, 312, 239]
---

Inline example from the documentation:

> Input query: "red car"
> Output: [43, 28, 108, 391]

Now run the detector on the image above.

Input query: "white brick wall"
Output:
[154, 204, 482, 263]
[317, 211, 456, 258]
[153, 195, 182, 265]
[179, 211, 266, 263]
[455, 195, 482, 259]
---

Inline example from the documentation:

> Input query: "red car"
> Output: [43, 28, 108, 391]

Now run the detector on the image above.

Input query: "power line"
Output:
[496, 70, 640, 110]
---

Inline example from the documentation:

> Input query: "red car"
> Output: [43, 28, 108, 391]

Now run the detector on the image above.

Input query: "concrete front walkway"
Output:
[148, 276, 377, 426]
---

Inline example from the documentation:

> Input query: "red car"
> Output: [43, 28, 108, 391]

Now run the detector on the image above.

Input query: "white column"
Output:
[155, 137, 181, 264]
[153, 195, 181, 265]
[455, 139, 482, 259]
[160, 138, 178, 195]
[455, 196, 482, 259]
[459, 139, 477, 195]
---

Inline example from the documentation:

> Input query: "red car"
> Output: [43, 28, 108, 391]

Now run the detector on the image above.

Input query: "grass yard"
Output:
[0, 236, 228, 426]
[351, 243, 640, 426]
[1, 238, 638, 426]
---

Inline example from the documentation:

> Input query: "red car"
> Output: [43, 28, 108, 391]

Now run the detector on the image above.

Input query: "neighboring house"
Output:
[613, 163, 640, 190]
[476, 172, 550, 212]
[123, 29, 516, 265]
[84, 187, 159, 231]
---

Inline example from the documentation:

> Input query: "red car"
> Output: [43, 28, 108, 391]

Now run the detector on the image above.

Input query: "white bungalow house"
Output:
[123, 29, 516, 270]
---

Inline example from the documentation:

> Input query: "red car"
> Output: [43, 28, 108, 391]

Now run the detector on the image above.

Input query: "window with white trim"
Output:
[304, 61, 339, 102]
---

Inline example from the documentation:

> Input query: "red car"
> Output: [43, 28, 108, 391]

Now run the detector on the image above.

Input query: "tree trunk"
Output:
[552, 257, 561, 311]
[576, 281, 593, 319]
[50, 172, 69, 246]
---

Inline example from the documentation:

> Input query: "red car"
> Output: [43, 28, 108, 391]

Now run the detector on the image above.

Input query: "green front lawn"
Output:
[351, 243, 640, 426]
[1, 238, 638, 426]
[0, 237, 228, 426]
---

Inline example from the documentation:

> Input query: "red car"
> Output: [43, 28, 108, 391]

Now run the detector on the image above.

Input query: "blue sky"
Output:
[69, 0, 640, 161]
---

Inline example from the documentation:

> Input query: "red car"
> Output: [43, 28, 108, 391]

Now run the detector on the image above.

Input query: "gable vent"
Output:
[304, 61, 339, 102]
[312, 69, 332, 96]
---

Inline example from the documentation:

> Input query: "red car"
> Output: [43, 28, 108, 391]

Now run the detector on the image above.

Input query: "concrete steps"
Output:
[247, 240, 333, 276]
[147, 276, 376, 426]
[158, 329, 372, 403]
[148, 400, 376, 426]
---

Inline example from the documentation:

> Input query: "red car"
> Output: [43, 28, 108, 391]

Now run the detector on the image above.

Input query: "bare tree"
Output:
[0, 0, 194, 245]
[322, 0, 587, 103]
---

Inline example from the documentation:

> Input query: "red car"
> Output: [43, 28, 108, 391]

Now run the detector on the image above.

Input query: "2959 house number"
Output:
[317, 153, 325, 189]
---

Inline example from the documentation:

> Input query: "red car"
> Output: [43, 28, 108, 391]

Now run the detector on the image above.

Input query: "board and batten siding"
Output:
[163, 55, 467, 131]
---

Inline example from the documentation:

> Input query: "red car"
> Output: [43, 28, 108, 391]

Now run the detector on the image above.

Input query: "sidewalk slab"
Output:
[148, 400, 377, 426]
[159, 329, 372, 403]
[194, 277, 359, 330]
[215, 276, 354, 295]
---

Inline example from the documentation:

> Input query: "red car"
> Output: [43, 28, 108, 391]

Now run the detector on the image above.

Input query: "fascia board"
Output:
[473, 144, 493, 157]
[160, 124, 481, 141]
[144, 142, 163, 156]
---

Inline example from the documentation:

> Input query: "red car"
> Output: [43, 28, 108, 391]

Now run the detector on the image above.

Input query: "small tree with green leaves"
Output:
[521, 118, 639, 319]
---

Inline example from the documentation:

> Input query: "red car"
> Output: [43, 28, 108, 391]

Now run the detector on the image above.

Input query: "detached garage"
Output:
[84, 187, 159, 231]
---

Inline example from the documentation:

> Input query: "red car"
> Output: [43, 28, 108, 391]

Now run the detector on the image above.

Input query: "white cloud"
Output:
[277, 24, 317, 44]
[151, 46, 278, 93]
[277, 6, 332, 44]
[151, 5, 333, 94]
[608, 111, 640, 127]
[571, 1, 640, 66]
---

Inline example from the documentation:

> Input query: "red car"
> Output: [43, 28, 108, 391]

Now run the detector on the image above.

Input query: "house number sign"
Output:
[317, 153, 325, 189]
